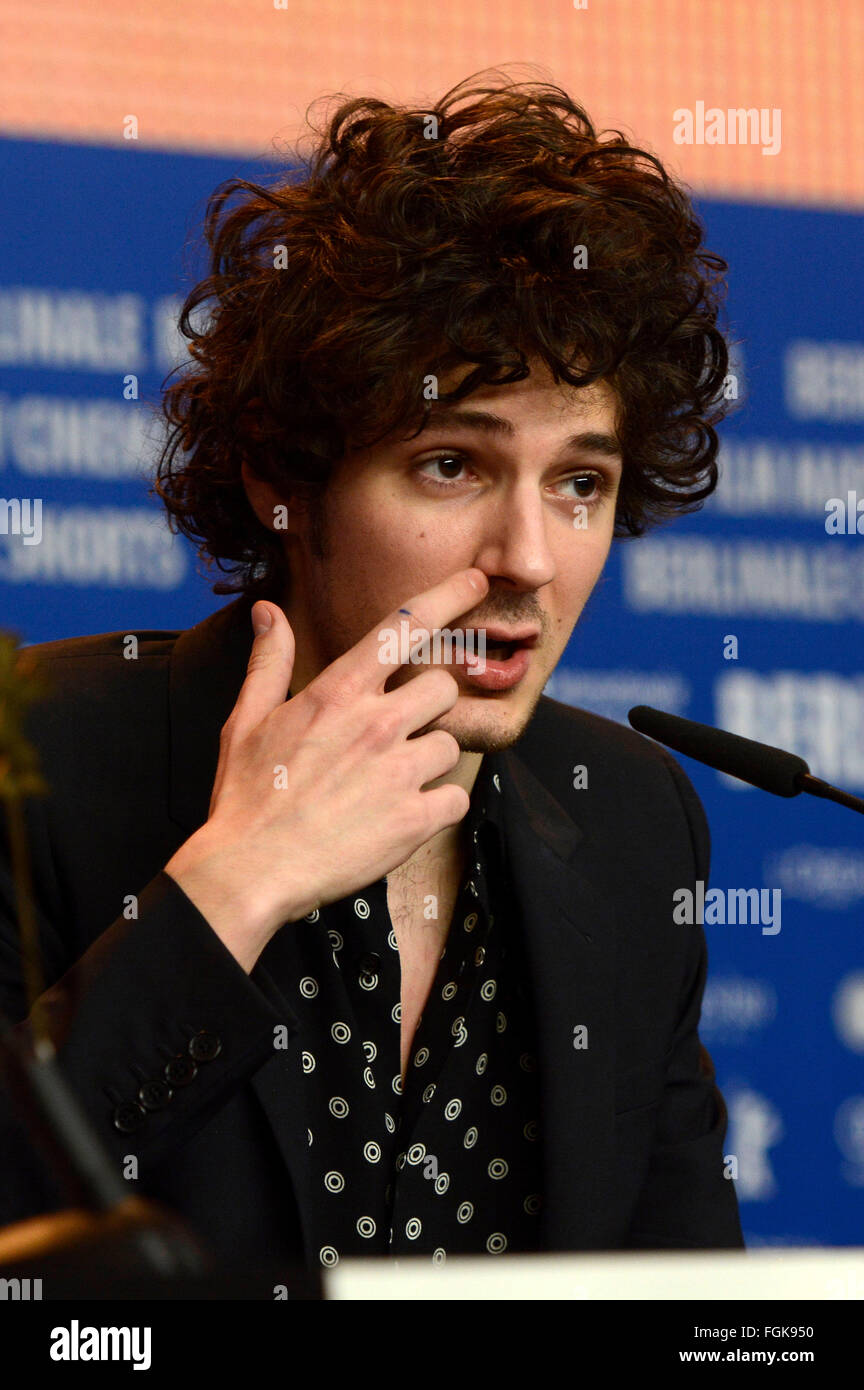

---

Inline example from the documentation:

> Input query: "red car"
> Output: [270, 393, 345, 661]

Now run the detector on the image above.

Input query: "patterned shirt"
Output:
[284, 754, 544, 1269]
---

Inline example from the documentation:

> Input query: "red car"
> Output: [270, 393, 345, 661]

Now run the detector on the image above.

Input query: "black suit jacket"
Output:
[0, 594, 744, 1267]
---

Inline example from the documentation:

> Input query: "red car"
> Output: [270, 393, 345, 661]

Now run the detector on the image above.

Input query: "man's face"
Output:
[281, 358, 623, 752]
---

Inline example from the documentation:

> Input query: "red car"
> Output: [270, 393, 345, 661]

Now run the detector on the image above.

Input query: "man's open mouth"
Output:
[455, 628, 540, 659]
[483, 637, 524, 662]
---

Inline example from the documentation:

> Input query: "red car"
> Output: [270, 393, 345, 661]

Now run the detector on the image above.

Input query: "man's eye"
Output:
[416, 455, 470, 487]
[414, 458, 613, 505]
[572, 474, 598, 497]
[563, 472, 609, 504]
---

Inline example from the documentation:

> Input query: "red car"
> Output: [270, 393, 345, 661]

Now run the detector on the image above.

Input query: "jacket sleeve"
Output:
[623, 749, 745, 1250]
[0, 794, 297, 1227]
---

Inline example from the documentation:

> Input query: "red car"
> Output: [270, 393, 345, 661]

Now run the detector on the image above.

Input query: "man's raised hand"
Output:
[164, 568, 488, 971]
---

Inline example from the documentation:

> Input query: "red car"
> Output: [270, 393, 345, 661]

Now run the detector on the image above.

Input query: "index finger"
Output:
[324, 567, 489, 695]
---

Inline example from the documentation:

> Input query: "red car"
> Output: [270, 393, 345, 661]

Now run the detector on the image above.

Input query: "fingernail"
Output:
[252, 604, 272, 635]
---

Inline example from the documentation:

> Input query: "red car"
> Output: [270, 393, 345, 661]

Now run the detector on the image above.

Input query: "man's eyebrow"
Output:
[414, 406, 622, 459]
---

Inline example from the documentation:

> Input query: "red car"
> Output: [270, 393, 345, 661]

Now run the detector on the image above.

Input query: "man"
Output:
[0, 73, 743, 1274]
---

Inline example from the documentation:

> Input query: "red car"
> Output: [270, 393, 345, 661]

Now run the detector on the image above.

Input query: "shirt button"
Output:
[188, 1030, 222, 1062]
[357, 952, 381, 975]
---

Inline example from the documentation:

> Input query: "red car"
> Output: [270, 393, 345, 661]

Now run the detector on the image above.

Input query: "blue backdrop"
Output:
[1, 136, 861, 1247]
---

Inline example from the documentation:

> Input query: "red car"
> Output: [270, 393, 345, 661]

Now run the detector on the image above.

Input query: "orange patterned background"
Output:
[1, 0, 862, 206]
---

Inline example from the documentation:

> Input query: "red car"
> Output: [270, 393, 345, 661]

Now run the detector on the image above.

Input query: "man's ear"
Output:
[240, 458, 305, 537]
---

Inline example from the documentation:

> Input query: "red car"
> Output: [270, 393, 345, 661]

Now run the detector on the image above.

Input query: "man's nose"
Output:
[471, 482, 557, 591]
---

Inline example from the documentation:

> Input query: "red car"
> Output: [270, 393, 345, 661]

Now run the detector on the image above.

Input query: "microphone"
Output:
[627, 705, 864, 815]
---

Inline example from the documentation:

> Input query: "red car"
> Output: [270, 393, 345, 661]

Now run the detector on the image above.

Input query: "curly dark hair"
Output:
[153, 67, 733, 599]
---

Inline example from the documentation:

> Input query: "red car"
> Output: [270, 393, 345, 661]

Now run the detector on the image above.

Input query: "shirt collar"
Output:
[462, 754, 508, 905]
[464, 754, 505, 835]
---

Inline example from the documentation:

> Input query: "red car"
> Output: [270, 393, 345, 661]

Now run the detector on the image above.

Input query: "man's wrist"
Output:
[164, 829, 278, 973]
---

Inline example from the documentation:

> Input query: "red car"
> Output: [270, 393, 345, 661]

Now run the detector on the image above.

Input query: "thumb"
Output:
[251, 601, 273, 637]
[228, 600, 296, 739]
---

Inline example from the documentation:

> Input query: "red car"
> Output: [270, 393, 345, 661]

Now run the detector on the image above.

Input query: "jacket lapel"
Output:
[495, 747, 619, 1250]
[168, 593, 256, 837]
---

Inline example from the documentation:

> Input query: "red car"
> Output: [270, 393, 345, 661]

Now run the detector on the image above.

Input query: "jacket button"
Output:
[113, 1102, 146, 1133]
[165, 1054, 197, 1086]
[188, 1030, 222, 1062]
[357, 952, 381, 975]
[138, 1079, 172, 1110]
